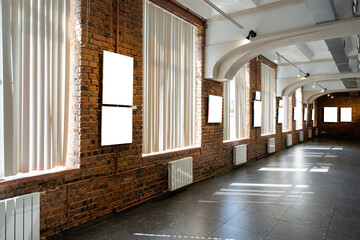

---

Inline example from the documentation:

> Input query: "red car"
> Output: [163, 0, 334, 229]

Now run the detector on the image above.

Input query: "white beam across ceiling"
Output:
[304, 88, 360, 103]
[250, 0, 261, 7]
[278, 72, 360, 96]
[208, 0, 302, 24]
[295, 44, 314, 62]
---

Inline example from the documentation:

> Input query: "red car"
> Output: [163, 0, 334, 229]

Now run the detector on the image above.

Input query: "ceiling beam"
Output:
[295, 44, 314, 61]
[305, 88, 360, 103]
[208, 0, 303, 24]
[278, 72, 360, 97]
[250, 0, 261, 7]
[277, 56, 359, 66]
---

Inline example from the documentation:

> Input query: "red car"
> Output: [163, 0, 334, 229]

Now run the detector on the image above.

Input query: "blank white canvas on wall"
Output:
[340, 107, 352, 122]
[253, 100, 262, 127]
[102, 50, 134, 106]
[101, 106, 132, 146]
[208, 95, 222, 123]
[324, 107, 338, 122]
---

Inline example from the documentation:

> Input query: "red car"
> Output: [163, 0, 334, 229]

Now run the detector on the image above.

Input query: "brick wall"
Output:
[317, 95, 360, 136]
[0, 0, 315, 238]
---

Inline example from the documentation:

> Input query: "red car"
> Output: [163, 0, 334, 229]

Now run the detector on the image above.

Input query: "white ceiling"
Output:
[174, 0, 360, 101]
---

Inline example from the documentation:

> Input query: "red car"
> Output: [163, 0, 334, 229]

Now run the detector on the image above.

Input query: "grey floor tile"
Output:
[225, 211, 279, 235]
[281, 207, 331, 231]
[242, 202, 289, 219]
[208, 223, 266, 240]
[267, 220, 326, 240]
[328, 215, 360, 238]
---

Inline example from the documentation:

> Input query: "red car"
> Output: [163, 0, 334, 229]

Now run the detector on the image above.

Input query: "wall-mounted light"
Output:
[246, 30, 257, 40]
[274, 53, 281, 63]
[275, 52, 310, 78]
[314, 82, 326, 92]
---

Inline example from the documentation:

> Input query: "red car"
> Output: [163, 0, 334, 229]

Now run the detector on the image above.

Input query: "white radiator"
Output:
[267, 138, 275, 153]
[286, 134, 292, 146]
[308, 129, 313, 139]
[234, 144, 247, 166]
[315, 128, 319, 136]
[168, 157, 193, 191]
[0, 192, 40, 240]
[299, 131, 304, 142]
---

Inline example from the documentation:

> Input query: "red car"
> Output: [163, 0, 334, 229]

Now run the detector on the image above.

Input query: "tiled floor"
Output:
[60, 137, 360, 240]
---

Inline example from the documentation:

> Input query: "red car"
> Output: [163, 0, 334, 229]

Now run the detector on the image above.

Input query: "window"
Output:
[1, 1, 70, 177]
[143, 1, 199, 154]
[261, 63, 276, 135]
[324, 107, 338, 122]
[281, 96, 292, 132]
[224, 64, 249, 141]
[304, 108, 308, 121]
[295, 88, 303, 130]
[340, 108, 352, 122]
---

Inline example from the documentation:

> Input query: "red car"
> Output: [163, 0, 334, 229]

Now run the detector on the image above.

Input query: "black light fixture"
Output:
[275, 52, 310, 78]
[246, 30, 257, 40]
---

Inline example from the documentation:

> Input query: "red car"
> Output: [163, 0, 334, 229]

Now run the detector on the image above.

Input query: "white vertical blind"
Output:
[0, 0, 70, 177]
[261, 63, 275, 135]
[295, 88, 303, 130]
[224, 65, 248, 140]
[143, 1, 197, 154]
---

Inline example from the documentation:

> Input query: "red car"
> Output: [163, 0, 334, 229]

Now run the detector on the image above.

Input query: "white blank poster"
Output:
[304, 108, 307, 121]
[101, 106, 132, 146]
[102, 50, 134, 106]
[278, 107, 284, 124]
[253, 100, 262, 127]
[208, 95, 223, 123]
[340, 108, 352, 122]
[324, 107, 338, 122]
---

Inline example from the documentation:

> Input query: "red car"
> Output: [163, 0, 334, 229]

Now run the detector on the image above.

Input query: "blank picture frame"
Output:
[340, 107, 352, 122]
[208, 95, 223, 123]
[323, 107, 338, 123]
[101, 106, 132, 146]
[255, 91, 261, 101]
[253, 100, 262, 127]
[279, 99, 283, 107]
[102, 50, 134, 106]
[278, 107, 284, 124]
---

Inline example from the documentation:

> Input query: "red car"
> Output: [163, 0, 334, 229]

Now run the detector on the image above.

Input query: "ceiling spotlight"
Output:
[312, 84, 316, 88]
[331, 95, 334, 99]
[246, 30, 257, 40]
[321, 88, 325, 92]
[297, 72, 301, 77]
[327, 93, 330, 97]
[274, 54, 280, 64]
